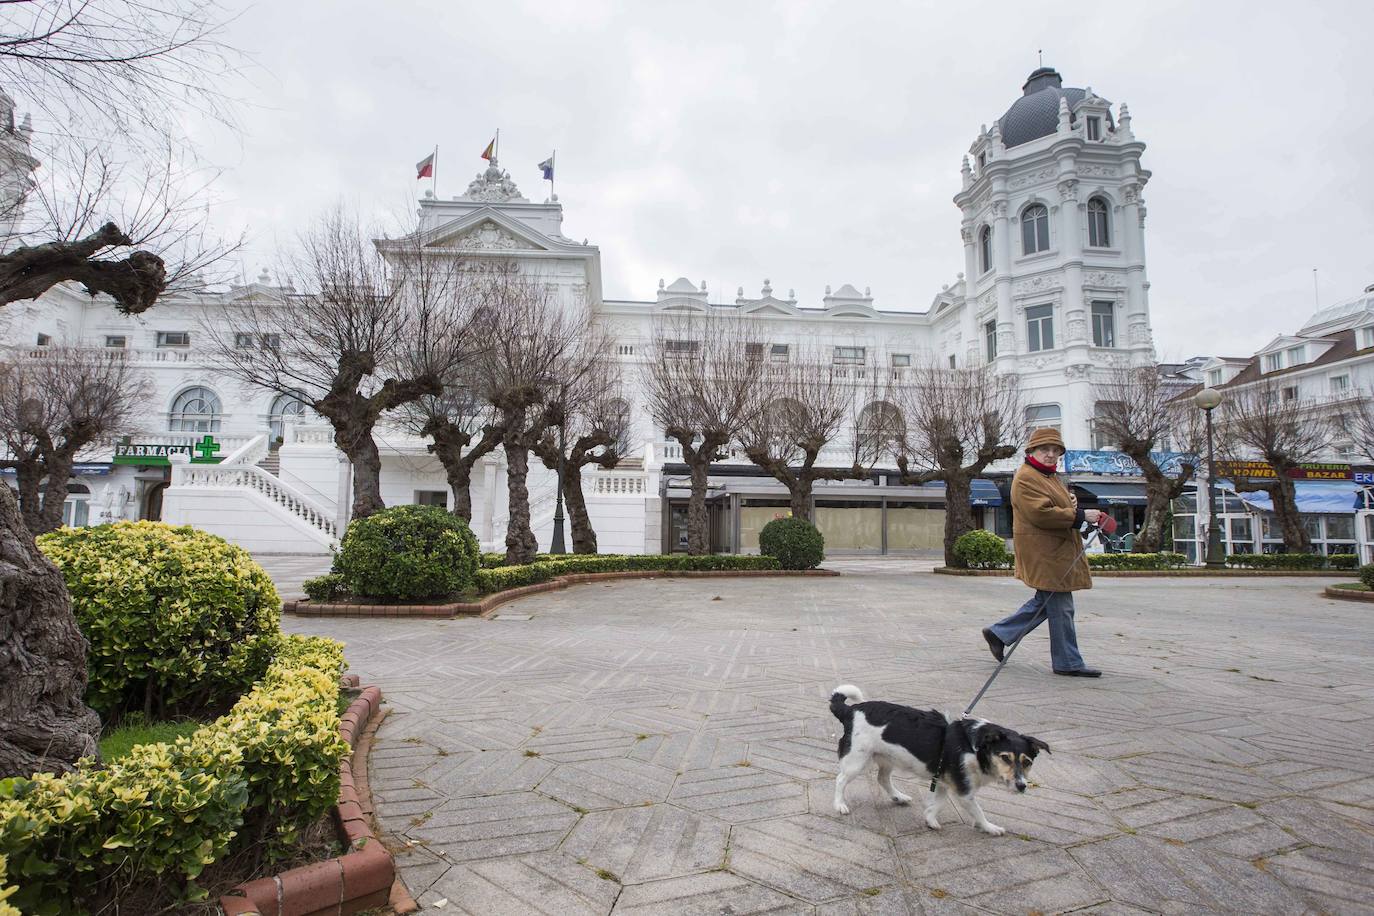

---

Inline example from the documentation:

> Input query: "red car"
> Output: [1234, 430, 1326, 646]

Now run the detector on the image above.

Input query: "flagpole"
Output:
[496, 128, 500, 162]
[432, 144, 438, 198]
[551, 149, 556, 198]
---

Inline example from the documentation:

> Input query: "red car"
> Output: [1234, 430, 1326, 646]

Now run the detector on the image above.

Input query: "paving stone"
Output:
[418, 748, 556, 798]
[627, 729, 748, 772]
[749, 735, 842, 780]
[730, 814, 901, 904]
[1264, 845, 1374, 915]
[610, 870, 811, 914]
[560, 803, 728, 882]
[816, 885, 984, 915]
[805, 776, 928, 838]
[1137, 802, 1298, 858]
[406, 792, 579, 862]
[669, 765, 809, 823]
[538, 757, 678, 810]
[426, 852, 621, 915]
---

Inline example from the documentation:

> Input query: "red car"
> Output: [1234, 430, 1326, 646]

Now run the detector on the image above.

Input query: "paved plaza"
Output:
[268, 558, 1374, 914]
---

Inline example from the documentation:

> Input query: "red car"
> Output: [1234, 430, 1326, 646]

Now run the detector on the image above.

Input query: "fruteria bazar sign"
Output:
[1216, 460, 1353, 480]
[113, 435, 223, 466]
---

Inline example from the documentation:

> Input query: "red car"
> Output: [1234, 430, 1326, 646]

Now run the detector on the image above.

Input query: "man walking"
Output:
[982, 427, 1104, 677]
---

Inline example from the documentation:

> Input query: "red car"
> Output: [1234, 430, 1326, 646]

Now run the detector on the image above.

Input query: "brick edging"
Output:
[934, 566, 1356, 578]
[283, 567, 841, 619]
[219, 676, 393, 916]
[1324, 584, 1374, 602]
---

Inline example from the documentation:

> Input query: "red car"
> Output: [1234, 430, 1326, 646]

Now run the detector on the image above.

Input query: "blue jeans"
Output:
[989, 590, 1086, 672]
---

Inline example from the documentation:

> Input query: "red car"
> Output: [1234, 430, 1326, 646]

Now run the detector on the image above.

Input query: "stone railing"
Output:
[589, 472, 648, 497]
[285, 422, 337, 447]
[219, 433, 270, 467]
[171, 461, 339, 540]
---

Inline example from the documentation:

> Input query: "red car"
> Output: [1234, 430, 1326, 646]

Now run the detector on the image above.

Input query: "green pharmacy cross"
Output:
[193, 435, 222, 461]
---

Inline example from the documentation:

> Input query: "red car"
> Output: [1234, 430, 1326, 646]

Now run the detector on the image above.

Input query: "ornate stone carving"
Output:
[460, 161, 528, 203]
[456, 221, 521, 250]
[1066, 317, 1087, 341]
[1057, 179, 1079, 203]
[1129, 322, 1151, 344]
[1025, 352, 1064, 371]
[997, 327, 1014, 354]
[1077, 164, 1115, 178]
[1009, 166, 1056, 190]
[1012, 274, 1063, 297]
[960, 226, 973, 244]
[978, 290, 997, 311]
[990, 200, 1008, 219]
[1064, 363, 1092, 380]
[1122, 183, 1141, 205]
[1083, 270, 1124, 288]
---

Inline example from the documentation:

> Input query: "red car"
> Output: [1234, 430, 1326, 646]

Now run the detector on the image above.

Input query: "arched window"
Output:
[979, 226, 992, 274]
[1086, 197, 1110, 247]
[856, 401, 905, 463]
[1021, 204, 1049, 254]
[268, 391, 306, 442]
[169, 386, 222, 432]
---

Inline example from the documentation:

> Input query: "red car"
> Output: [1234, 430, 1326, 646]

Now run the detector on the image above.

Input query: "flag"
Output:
[480, 137, 496, 161]
[416, 152, 435, 179]
[538, 156, 554, 181]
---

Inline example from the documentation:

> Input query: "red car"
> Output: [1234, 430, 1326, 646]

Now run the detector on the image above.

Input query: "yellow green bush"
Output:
[37, 521, 282, 719]
[0, 636, 348, 913]
[0, 854, 19, 916]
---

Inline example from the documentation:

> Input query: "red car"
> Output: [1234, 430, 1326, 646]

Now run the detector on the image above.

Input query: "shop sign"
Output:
[113, 435, 223, 466]
[1063, 450, 1196, 478]
[1216, 460, 1355, 480]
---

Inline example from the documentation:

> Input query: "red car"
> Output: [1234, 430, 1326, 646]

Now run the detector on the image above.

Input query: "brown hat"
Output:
[1025, 427, 1066, 454]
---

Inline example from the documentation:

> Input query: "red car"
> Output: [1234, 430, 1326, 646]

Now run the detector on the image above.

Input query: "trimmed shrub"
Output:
[759, 517, 824, 570]
[302, 573, 345, 602]
[952, 530, 1010, 569]
[473, 554, 783, 594]
[1088, 551, 1189, 570]
[1226, 552, 1326, 570]
[1327, 554, 1358, 570]
[0, 635, 348, 912]
[37, 521, 281, 719]
[334, 505, 478, 599]
[1360, 564, 1374, 589]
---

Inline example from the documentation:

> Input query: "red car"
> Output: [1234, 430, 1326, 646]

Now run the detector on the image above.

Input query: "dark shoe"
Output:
[982, 628, 1005, 663]
[1053, 668, 1102, 678]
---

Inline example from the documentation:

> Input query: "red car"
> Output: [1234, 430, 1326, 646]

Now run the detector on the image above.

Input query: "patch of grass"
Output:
[636, 734, 649, 741]
[98, 715, 203, 762]
[594, 868, 620, 882]
[409, 810, 433, 827]
[861, 887, 881, 897]
[930, 888, 949, 899]
[524, 749, 541, 757]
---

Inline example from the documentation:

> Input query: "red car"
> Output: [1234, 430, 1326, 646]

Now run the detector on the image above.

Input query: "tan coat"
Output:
[1011, 461, 1092, 592]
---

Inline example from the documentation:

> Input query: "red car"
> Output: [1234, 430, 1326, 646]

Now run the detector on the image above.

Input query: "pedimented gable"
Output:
[418, 209, 562, 253]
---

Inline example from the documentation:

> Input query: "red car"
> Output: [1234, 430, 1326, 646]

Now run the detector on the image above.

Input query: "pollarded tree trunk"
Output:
[334, 426, 385, 520]
[1270, 477, 1310, 553]
[563, 467, 597, 554]
[1136, 473, 1178, 553]
[35, 452, 77, 535]
[0, 483, 102, 778]
[13, 459, 44, 533]
[503, 436, 539, 565]
[942, 473, 977, 567]
[686, 459, 711, 555]
[789, 476, 813, 522]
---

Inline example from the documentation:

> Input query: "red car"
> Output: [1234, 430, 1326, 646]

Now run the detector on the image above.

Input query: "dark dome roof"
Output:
[997, 67, 1110, 148]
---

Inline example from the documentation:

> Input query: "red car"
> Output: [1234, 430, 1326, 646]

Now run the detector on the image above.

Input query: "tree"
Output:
[642, 315, 767, 554]
[1219, 378, 1335, 552]
[401, 381, 502, 523]
[1090, 366, 1203, 552]
[0, 0, 243, 778]
[209, 209, 472, 520]
[738, 351, 884, 520]
[1334, 390, 1374, 463]
[532, 351, 632, 554]
[0, 346, 149, 534]
[891, 364, 1023, 566]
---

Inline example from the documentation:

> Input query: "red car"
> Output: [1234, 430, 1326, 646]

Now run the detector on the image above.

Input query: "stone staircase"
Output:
[257, 449, 281, 476]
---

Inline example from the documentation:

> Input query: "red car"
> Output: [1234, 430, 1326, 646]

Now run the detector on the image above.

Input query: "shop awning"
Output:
[970, 479, 1003, 507]
[0, 462, 112, 477]
[1074, 481, 1147, 506]
[1222, 480, 1360, 514]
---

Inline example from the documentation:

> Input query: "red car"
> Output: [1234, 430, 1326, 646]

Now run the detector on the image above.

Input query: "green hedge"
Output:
[37, 521, 281, 720]
[759, 518, 825, 570]
[1360, 564, 1374, 589]
[302, 573, 345, 602]
[474, 554, 783, 594]
[952, 530, 1010, 569]
[1226, 553, 1337, 570]
[335, 506, 479, 599]
[480, 552, 628, 569]
[1088, 552, 1189, 570]
[1327, 554, 1358, 570]
[0, 636, 349, 913]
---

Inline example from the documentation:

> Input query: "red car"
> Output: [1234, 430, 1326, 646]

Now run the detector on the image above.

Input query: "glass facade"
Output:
[814, 501, 884, 551]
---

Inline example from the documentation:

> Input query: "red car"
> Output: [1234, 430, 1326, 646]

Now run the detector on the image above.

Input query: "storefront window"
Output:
[886, 502, 946, 551]
[1326, 515, 1355, 541]
[1303, 517, 1321, 541]
[1228, 517, 1253, 554]
[740, 500, 791, 551]
[814, 501, 883, 551]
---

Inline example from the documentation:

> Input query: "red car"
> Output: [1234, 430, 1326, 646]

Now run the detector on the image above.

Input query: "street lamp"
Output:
[550, 421, 567, 554]
[1193, 387, 1225, 569]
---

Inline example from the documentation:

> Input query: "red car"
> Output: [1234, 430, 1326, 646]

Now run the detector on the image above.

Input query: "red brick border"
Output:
[283, 567, 841, 619]
[219, 676, 394, 916]
[1324, 584, 1374, 602]
[934, 566, 1355, 578]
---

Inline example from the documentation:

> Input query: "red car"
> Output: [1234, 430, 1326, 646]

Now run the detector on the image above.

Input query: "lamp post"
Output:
[550, 421, 567, 554]
[1193, 387, 1225, 569]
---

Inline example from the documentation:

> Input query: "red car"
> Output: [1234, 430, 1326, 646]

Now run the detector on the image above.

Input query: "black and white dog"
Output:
[829, 685, 1049, 836]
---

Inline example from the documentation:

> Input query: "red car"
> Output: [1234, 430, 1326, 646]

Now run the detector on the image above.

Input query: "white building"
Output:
[3, 67, 1179, 555]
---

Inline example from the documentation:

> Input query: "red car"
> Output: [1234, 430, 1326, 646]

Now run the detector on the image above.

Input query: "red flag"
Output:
[480, 137, 495, 161]
[416, 152, 435, 179]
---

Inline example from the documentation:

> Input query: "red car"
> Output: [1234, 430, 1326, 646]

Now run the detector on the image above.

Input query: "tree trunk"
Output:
[0, 483, 102, 778]
[686, 458, 711, 555]
[13, 460, 43, 534]
[431, 435, 474, 521]
[789, 476, 813, 522]
[35, 452, 76, 535]
[1270, 477, 1310, 552]
[564, 466, 597, 554]
[337, 428, 385, 520]
[503, 437, 539, 565]
[1136, 474, 1176, 553]
[942, 473, 976, 567]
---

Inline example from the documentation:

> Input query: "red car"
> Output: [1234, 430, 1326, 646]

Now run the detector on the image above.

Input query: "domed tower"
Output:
[0, 87, 38, 250]
[952, 66, 1153, 448]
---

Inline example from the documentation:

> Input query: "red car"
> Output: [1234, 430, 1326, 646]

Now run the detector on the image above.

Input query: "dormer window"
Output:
[1362, 327, 1374, 349]
[1086, 116, 1101, 141]
[1285, 345, 1305, 366]
[1207, 369, 1223, 387]
[1264, 353, 1283, 373]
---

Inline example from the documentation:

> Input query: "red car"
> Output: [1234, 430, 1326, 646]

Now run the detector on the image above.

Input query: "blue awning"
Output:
[970, 478, 1003, 507]
[1, 463, 112, 477]
[1221, 479, 1360, 514]
[1074, 481, 1147, 506]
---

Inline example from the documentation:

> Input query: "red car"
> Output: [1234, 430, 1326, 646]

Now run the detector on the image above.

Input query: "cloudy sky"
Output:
[181, 0, 1371, 358]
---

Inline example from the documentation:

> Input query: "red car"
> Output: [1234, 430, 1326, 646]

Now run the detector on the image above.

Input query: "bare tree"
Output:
[738, 351, 881, 520]
[1219, 378, 1335, 552]
[532, 350, 633, 553]
[1334, 390, 1374, 463]
[1091, 366, 1203, 552]
[0, 0, 243, 778]
[400, 378, 503, 523]
[0, 346, 149, 533]
[209, 209, 471, 520]
[892, 363, 1023, 566]
[642, 314, 767, 554]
